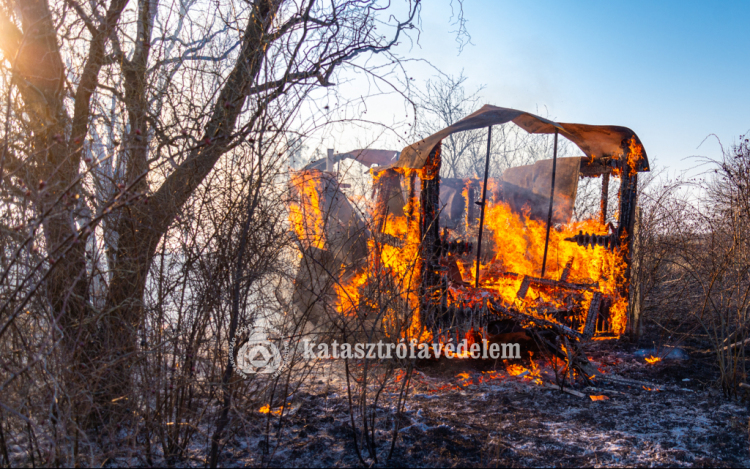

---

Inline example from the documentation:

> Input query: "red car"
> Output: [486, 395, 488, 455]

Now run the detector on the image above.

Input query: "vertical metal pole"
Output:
[541, 130, 558, 278]
[326, 148, 334, 172]
[600, 172, 610, 226]
[474, 126, 492, 288]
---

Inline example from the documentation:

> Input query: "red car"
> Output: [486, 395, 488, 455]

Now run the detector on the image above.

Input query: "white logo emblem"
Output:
[230, 326, 285, 377]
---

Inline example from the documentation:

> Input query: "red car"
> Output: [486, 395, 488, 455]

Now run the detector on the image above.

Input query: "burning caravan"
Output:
[289, 105, 648, 371]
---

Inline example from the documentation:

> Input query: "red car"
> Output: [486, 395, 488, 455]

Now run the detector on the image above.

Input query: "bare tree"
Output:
[414, 72, 485, 178]
[632, 135, 750, 396]
[415, 75, 574, 180]
[0, 0, 430, 462]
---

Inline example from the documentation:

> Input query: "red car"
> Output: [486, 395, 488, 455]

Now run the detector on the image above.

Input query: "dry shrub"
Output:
[638, 136, 750, 395]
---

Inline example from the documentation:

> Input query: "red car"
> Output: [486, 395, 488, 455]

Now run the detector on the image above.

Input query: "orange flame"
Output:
[259, 404, 282, 416]
[453, 197, 628, 335]
[628, 136, 643, 175]
[288, 170, 328, 250]
[505, 355, 543, 385]
[290, 155, 630, 344]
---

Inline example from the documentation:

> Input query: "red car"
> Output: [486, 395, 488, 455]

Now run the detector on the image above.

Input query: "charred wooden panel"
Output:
[419, 144, 445, 330]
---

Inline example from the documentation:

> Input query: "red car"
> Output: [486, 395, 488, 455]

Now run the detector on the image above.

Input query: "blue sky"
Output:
[376, 0, 750, 173]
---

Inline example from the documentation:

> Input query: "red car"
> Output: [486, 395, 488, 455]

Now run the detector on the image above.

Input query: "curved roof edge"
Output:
[390, 105, 650, 172]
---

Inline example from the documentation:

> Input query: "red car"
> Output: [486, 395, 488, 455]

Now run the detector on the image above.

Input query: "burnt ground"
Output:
[191, 332, 750, 469]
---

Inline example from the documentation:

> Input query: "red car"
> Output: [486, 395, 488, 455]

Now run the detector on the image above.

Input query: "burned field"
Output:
[3, 3, 748, 467]
[6, 104, 745, 469]
[209, 337, 749, 468]
[272, 106, 750, 468]
[290, 106, 647, 386]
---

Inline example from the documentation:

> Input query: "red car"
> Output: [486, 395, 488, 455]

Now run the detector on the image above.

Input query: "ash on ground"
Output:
[194, 339, 750, 468]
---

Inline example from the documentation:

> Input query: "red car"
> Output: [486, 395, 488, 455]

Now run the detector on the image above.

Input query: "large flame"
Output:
[463, 199, 629, 335]
[288, 170, 328, 251]
[290, 160, 630, 343]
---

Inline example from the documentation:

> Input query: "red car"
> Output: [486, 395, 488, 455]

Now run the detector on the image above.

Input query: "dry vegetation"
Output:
[0, 0, 748, 467]
[635, 135, 750, 395]
[0, 0, 429, 465]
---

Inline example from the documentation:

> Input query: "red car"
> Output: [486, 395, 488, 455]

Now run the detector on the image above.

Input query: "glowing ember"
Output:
[644, 355, 661, 365]
[506, 363, 528, 376]
[456, 372, 472, 387]
[259, 404, 282, 416]
[505, 357, 543, 385]
[590, 395, 609, 401]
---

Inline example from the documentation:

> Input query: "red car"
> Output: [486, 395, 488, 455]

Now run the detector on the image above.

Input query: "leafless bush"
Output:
[415, 74, 576, 181]
[636, 136, 750, 395]
[285, 158, 425, 464]
[0, 0, 431, 465]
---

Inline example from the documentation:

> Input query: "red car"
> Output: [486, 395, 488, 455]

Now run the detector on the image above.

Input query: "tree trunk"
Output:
[99, 0, 283, 411]
[628, 207, 643, 341]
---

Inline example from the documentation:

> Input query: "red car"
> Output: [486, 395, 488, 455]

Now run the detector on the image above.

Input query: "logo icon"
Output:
[230, 326, 285, 377]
